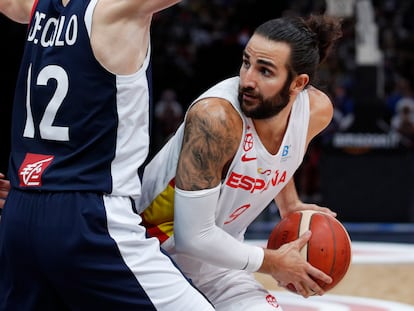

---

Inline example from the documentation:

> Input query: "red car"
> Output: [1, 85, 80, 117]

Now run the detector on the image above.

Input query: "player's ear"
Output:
[290, 74, 309, 94]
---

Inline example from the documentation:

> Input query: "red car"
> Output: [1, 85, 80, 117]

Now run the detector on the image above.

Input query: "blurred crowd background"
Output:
[1, 0, 414, 223]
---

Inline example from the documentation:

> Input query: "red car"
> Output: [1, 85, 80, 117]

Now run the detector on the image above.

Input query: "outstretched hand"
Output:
[260, 230, 332, 298]
[0, 173, 10, 209]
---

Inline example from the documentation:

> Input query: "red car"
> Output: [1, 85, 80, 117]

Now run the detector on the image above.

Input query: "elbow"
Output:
[174, 233, 202, 255]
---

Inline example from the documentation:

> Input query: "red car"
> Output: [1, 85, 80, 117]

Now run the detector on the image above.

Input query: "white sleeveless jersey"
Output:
[140, 76, 310, 243]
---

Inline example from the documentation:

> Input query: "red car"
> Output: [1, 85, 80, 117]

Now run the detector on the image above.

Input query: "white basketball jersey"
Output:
[140, 76, 310, 244]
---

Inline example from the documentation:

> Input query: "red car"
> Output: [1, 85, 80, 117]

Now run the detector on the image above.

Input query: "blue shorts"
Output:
[0, 189, 214, 311]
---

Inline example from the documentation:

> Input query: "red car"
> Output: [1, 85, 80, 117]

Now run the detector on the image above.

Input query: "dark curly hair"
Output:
[254, 15, 343, 86]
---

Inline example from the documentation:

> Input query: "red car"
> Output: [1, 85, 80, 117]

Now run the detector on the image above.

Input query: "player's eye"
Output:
[260, 67, 272, 76]
[242, 59, 250, 69]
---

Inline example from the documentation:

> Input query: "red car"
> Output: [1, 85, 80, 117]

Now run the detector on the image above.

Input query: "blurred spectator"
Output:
[297, 139, 323, 204]
[386, 77, 414, 118]
[152, 89, 184, 154]
[331, 82, 356, 131]
[391, 98, 414, 148]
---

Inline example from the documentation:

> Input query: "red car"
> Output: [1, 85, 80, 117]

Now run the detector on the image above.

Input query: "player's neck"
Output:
[252, 115, 289, 155]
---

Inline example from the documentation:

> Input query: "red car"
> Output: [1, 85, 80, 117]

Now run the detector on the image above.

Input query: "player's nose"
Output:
[241, 69, 258, 90]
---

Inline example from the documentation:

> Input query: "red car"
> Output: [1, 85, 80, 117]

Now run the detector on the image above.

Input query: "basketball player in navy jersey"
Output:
[139, 15, 342, 310]
[0, 1, 215, 310]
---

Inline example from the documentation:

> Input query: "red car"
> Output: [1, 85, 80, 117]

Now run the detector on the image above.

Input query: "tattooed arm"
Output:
[175, 98, 241, 191]
[173, 98, 266, 271]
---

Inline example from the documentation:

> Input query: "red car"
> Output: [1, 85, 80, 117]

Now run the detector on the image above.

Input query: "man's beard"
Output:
[238, 78, 291, 119]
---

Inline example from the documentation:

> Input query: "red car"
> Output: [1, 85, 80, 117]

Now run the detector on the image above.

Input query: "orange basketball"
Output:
[267, 210, 352, 293]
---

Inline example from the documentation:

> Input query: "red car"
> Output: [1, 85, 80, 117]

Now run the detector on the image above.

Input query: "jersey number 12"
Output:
[23, 64, 69, 142]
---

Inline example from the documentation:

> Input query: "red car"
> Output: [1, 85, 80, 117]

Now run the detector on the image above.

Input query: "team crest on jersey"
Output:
[18, 153, 54, 187]
[266, 294, 279, 308]
[243, 130, 254, 152]
[242, 126, 257, 162]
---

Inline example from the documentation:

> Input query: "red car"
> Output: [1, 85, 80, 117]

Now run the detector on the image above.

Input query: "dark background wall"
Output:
[0, 15, 26, 174]
[320, 150, 414, 222]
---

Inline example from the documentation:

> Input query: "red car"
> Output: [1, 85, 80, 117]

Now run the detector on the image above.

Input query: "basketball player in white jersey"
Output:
[0, 0, 214, 310]
[140, 15, 343, 310]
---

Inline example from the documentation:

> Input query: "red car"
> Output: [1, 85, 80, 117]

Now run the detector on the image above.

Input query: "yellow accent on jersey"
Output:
[142, 181, 175, 241]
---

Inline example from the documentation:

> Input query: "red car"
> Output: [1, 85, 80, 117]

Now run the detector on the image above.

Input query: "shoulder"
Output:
[307, 86, 332, 112]
[185, 97, 243, 137]
[185, 97, 243, 153]
[306, 86, 334, 139]
[176, 97, 242, 189]
[188, 97, 241, 123]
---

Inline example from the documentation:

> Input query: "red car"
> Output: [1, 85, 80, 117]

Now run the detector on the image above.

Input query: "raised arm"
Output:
[0, 0, 34, 23]
[0, 0, 181, 22]
[91, 0, 181, 75]
[130, 0, 181, 16]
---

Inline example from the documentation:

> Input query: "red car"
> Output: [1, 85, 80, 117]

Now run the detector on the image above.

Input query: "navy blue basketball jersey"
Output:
[9, 0, 151, 197]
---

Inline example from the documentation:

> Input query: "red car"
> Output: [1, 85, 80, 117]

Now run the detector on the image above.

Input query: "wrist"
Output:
[243, 245, 264, 272]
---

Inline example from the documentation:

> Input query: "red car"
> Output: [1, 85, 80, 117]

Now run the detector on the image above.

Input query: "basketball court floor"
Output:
[249, 234, 414, 310]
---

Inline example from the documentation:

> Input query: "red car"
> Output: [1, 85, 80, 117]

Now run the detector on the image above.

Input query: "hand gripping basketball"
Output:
[267, 210, 352, 293]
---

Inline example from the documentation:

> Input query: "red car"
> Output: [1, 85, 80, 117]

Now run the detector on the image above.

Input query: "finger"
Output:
[295, 230, 312, 249]
[293, 281, 312, 298]
[297, 274, 326, 297]
[307, 264, 332, 287]
[319, 207, 337, 217]
[305, 278, 324, 296]
[0, 172, 4, 178]
[306, 205, 337, 217]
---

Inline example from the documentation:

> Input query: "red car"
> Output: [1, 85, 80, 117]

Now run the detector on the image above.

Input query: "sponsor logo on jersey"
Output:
[226, 170, 287, 193]
[18, 153, 54, 187]
[281, 145, 292, 162]
[282, 145, 289, 156]
[241, 153, 257, 162]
